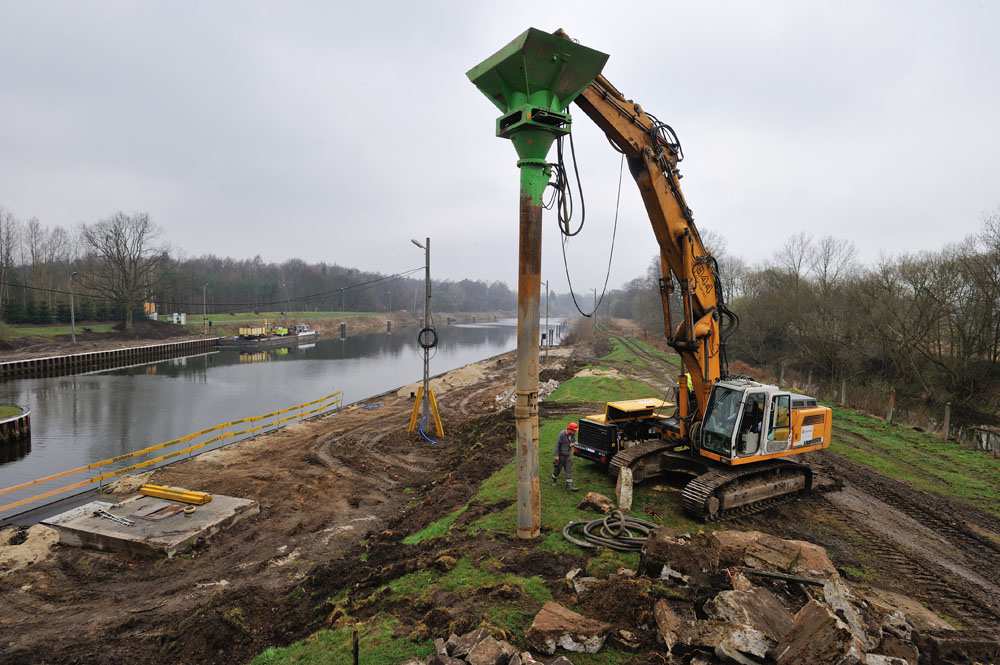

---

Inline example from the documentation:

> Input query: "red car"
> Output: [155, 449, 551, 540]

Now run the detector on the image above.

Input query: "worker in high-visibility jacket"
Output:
[552, 422, 579, 491]
[684, 372, 696, 411]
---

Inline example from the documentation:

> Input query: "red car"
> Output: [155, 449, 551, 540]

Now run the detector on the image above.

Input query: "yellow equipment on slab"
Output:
[139, 484, 212, 505]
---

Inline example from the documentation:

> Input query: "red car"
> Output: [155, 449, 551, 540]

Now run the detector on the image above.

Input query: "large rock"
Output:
[775, 599, 865, 665]
[577, 491, 615, 514]
[527, 601, 611, 655]
[466, 636, 517, 665]
[716, 530, 839, 579]
[705, 587, 795, 644]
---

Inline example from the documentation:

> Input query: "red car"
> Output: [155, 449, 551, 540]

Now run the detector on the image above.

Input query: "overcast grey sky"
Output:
[1, 2, 997, 292]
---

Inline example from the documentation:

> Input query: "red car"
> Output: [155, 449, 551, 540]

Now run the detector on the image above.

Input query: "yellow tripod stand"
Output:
[407, 385, 444, 438]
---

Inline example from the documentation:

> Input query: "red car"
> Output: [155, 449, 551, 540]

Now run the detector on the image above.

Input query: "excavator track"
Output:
[610, 441, 708, 484]
[681, 459, 812, 521]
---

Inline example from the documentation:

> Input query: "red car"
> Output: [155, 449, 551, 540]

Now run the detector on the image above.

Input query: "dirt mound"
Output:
[110, 318, 188, 339]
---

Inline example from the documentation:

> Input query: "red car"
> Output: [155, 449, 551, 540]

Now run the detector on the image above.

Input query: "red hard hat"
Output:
[567, 422, 579, 432]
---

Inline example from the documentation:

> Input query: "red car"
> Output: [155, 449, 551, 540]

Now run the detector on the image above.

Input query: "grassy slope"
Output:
[830, 406, 1000, 516]
[3, 322, 116, 338]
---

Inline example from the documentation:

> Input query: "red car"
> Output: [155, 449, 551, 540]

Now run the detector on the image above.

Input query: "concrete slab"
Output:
[43, 494, 258, 558]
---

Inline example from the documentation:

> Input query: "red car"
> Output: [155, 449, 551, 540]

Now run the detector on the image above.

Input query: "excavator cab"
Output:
[697, 379, 831, 463]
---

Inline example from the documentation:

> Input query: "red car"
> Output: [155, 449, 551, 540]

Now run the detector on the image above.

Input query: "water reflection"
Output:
[0, 320, 563, 488]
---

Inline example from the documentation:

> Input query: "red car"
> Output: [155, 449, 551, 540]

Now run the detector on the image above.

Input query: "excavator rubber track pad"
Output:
[681, 459, 812, 521]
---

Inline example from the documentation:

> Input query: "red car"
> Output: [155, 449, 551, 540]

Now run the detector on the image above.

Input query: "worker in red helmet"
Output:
[552, 421, 579, 491]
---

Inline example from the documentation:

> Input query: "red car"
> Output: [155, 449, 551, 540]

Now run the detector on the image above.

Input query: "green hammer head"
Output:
[467, 28, 609, 162]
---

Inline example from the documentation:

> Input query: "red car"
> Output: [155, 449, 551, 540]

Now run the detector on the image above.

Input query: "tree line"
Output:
[0, 208, 516, 331]
[602, 215, 1000, 421]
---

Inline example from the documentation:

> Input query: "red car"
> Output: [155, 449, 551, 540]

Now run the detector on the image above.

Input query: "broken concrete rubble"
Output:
[775, 599, 865, 665]
[423, 629, 567, 665]
[822, 578, 870, 648]
[653, 599, 682, 653]
[715, 529, 839, 579]
[446, 628, 491, 659]
[641, 527, 720, 579]
[466, 636, 516, 665]
[527, 601, 611, 655]
[704, 586, 795, 645]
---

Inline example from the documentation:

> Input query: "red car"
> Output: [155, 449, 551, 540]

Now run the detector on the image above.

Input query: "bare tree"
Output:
[80, 212, 166, 331]
[810, 236, 857, 295]
[0, 208, 20, 320]
[776, 231, 814, 292]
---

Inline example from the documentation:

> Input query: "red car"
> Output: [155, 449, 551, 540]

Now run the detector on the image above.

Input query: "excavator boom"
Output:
[561, 56, 732, 420]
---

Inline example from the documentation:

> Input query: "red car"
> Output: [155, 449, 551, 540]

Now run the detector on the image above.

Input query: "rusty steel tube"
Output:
[515, 178, 544, 540]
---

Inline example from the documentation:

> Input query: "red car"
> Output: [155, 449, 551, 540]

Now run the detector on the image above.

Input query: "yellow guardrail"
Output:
[0, 389, 343, 515]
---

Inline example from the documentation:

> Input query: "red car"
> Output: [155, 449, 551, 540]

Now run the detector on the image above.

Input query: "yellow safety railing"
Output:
[0, 389, 343, 515]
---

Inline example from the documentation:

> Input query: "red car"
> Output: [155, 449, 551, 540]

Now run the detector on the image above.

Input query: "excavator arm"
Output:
[567, 68, 729, 420]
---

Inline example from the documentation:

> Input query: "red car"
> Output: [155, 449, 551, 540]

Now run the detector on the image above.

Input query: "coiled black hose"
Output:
[562, 510, 658, 552]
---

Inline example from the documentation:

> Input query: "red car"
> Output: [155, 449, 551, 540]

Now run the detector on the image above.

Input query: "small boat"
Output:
[220, 323, 320, 349]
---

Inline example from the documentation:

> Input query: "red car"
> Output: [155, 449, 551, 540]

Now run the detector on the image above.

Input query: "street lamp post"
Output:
[70, 272, 79, 344]
[202, 284, 208, 334]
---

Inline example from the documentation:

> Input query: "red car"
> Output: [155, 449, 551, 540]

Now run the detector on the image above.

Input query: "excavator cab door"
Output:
[736, 391, 766, 457]
[765, 393, 792, 453]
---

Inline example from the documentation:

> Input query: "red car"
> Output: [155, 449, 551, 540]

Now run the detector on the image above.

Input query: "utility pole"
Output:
[69, 272, 78, 344]
[202, 284, 207, 334]
[411, 238, 432, 426]
[340, 288, 345, 313]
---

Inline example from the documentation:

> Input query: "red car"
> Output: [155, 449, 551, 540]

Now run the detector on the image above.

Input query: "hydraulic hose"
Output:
[562, 510, 657, 552]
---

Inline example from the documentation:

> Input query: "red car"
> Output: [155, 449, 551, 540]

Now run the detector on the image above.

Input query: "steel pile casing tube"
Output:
[515, 162, 548, 539]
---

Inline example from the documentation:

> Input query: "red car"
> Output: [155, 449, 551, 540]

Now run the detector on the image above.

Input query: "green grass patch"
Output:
[830, 406, 1000, 516]
[601, 337, 643, 365]
[469, 416, 703, 542]
[402, 505, 467, 545]
[548, 376, 660, 404]
[4, 322, 116, 338]
[0, 405, 22, 419]
[386, 557, 551, 605]
[252, 616, 432, 665]
[600, 336, 679, 369]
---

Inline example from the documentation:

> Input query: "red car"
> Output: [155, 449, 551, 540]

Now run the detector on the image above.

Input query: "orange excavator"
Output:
[556, 31, 834, 520]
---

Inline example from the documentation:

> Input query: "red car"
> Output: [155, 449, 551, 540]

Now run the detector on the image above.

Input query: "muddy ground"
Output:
[0, 346, 574, 664]
[0, 325, 998, 664]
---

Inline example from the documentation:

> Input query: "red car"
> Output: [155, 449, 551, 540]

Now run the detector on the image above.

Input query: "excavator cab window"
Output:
[736, 392, 766, 456]
[701, 386, 742, 456]
[766, 393, 791, 452]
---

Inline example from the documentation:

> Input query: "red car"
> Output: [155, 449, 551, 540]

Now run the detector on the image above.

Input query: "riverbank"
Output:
[1, 322, 995, 664]
[0, 311, 511, 362]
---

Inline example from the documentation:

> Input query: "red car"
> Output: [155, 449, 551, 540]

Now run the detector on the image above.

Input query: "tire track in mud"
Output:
[817, 448, 1000, 572]
[819, 496, 1000, 628]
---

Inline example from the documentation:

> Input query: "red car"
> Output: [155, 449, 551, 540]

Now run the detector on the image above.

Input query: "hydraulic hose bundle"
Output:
[562, 510, 658, 552]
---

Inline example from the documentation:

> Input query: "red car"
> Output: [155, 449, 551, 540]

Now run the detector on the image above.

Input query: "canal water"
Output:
[0, 319, 565, 491]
